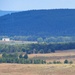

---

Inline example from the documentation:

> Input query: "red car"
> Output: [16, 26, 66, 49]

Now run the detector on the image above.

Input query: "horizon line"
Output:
[0, 8, 75, 11]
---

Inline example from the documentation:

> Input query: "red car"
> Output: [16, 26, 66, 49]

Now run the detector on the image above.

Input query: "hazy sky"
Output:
[0, 0, 75, 11]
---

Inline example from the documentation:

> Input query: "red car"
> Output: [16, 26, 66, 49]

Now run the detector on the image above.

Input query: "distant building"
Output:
[2, 38, 10, 41]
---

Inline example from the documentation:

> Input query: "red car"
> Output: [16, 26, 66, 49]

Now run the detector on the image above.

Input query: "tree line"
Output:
[0, 53, 73, 64]
[1, 36, 75, 42]
[0, 42, 75, 54]
[0, 53, 46, 64]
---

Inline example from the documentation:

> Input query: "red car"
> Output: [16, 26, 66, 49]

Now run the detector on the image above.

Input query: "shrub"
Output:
[64, 59, 68, 64]
[24, 53, 28, 59]
[57, 61, 62, 64]
[48, 62, 52, 64]
[53, 61, 57, 64]
[69, 61, 73, 64]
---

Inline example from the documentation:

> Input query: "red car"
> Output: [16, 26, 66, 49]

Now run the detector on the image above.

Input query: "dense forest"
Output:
[0, 9, 75, 36]
[1, 36, 75, 42]
[0, 43, 75, 54]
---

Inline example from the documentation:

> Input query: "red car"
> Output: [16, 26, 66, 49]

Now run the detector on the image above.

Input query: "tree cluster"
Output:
[0, 53, 46, 64]
[0, 42, 75, 54]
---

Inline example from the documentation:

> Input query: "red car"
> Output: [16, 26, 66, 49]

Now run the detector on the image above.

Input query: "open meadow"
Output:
[29, 50, 75, 63]
[0, 64, 75, 75]
[0, 50, 75, 75]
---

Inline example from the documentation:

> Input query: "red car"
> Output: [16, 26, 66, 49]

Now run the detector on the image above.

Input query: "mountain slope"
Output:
[0, 9, 75, 36]
[0, 10, 14, 16]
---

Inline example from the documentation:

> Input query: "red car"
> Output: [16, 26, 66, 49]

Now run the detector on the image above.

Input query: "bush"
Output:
[53, 61, 57, 64]
[57, 61, 62, 64]
[48, 62, 52, 64]
[53, 61, 62, 64]
[69, 61, 73, 64]
[24, 53, 28, 59]
[19, 54, 23, 58]
[64, 60, 68, 64]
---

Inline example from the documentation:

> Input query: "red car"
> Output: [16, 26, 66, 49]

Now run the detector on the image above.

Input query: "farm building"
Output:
[2, 38, 10, 41]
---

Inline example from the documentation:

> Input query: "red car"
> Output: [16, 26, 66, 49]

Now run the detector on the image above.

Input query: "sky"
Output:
[0, 0, 75, 11]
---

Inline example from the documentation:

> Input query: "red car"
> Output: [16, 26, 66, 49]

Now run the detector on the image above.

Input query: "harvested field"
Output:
[0, 50, 75, 75]
[28, 50, 75, 63]
[0, 64, 75, 75]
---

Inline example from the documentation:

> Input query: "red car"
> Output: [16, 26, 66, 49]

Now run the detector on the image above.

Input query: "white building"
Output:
[2, 38, 10, 41]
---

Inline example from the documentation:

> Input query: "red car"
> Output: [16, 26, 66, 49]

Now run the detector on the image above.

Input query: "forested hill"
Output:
[0, 9, 75, 36]
[0, 10, 14, 16]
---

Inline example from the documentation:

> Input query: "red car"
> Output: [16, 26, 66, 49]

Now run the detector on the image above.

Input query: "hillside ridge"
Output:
[0, 9, 75, 36]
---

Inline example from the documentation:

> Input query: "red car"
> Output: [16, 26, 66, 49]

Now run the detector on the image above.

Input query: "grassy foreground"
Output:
[0, 50, 75, 75]
[0, 64, 75, 75]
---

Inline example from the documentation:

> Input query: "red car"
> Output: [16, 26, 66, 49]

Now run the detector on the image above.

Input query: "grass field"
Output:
[0, 50, 75, 75]
[0, 64, 75, 75]
[28, 50, 75, 63]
